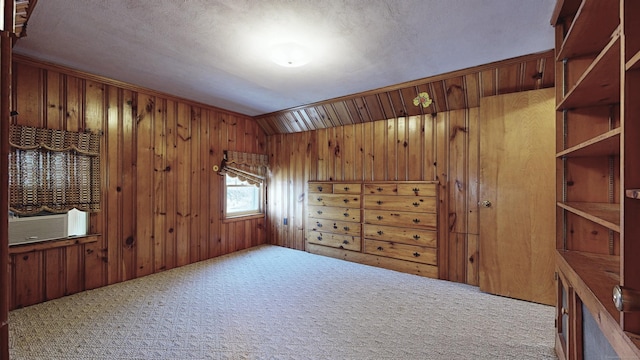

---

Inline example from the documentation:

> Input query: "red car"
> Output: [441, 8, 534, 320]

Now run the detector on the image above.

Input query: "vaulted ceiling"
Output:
[11, 0, 557, 134]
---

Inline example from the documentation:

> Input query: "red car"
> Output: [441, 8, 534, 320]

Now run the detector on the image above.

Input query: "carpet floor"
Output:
[9, 245, 557, 359]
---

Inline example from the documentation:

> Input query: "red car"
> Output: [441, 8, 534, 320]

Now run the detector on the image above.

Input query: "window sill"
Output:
[9, 234, 101, 254]
[223, 213, 265, 223]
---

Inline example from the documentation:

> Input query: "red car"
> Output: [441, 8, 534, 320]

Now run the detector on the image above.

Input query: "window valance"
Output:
[218, 150, 268, 185]
[8, 125, 101, 215]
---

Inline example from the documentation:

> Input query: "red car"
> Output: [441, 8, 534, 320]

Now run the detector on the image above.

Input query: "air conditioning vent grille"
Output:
[9, 214, 68, 246]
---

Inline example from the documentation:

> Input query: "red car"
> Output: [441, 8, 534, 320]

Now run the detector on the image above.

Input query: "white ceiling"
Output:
[13, 0, 556, 116]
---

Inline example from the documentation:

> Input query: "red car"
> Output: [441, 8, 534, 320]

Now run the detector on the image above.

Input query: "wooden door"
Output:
[478, 88, 556, 305]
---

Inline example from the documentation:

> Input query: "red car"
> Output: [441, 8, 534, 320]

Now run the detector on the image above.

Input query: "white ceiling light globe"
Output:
[270, 42, 312, 67]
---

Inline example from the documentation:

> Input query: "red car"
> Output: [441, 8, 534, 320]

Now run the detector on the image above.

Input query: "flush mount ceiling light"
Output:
[270, 42, 312, 67]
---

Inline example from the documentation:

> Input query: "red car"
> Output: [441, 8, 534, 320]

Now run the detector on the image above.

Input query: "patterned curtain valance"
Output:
[224, 150, 268, 168]
[9, 125, 101, 215]
[9, 125, 100, 155]
[218, 150, 268, 185]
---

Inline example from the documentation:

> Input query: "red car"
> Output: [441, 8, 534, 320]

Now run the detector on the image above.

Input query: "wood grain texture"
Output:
[256, 51, 555, 135]
[7, 58, 268, 310]
[478, 88, 556, 305]
[556, 251, 640, 359]
[307, 243, 438, 278]
[268, 113, 481, 284]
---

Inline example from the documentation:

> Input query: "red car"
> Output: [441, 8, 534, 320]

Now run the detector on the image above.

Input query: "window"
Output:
[225, 174, 264, 218]
[218, 150, 268, 219]
[8, 125, 101, 216]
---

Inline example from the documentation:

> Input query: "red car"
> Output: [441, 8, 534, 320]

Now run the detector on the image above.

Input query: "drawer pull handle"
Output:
[343, 199, 349, 203]
[317, 186, 323, 191]
[317, 197, 323, 201]
[343, 226, 350, 231]
[377, 230, 383, 235]
[343, 212, 349, 217]
[413, 218, 420, 223]
[376, 200, 383, 205]
[377, 246, 384, 251]
[317, 223, 323, 228]
[317, 210, 323, 214]
[377, 215, 383, 220]
[412, 187, 420, 192]
[412, 202, 419, 207]
[343, 240, 349, 245]
[344, 186, 350, 191]
[413, 252, 421, 257]
[413, 234, 420, 240]
[377, 187, 383, 192]
[317, 236, 322, 241]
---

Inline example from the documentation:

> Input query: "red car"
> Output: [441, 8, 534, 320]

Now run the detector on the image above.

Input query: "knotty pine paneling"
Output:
[256, 50, 555, 135]
[267, 110, 480, 285]
[8, 58, 268, 310]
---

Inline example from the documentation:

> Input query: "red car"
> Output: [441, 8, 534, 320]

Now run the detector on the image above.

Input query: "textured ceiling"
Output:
[13, 0, 556, 117]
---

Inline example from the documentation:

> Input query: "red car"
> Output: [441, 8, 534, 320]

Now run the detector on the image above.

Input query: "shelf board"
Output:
[557, 0, 620, 60]
[558, 31, 621, 110]
[627, 50, 640, 71]
[557, 202, 620, 232]
[556, 128, 620, 158]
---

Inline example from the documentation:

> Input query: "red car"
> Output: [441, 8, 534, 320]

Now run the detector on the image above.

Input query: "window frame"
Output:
[223, 173, 265, 220]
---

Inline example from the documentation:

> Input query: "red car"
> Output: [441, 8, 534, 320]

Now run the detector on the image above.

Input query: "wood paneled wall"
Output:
[256, 50, 554, 135]
[7, 57, 268, 309]
[267, 109, 480, 284]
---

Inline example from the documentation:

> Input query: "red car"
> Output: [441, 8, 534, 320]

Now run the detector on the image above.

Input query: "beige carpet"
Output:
[9, 245, 556, 359]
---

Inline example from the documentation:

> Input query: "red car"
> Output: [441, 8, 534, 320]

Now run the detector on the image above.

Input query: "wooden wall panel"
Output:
[121, 89, 137, 281]
[135, 93, 155, 277]
[8, 58, 268, 309]
[267, 110, 480, 285]
[466, 108, 480, 286]
[105, 86, 122, 284]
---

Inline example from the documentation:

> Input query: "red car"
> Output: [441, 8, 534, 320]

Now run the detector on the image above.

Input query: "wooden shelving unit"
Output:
[556, 128, 620, 158]
[556, 1, 619, 60]
[557, 31, 620, 110]
[557, 202, 620, 232]
[552, 0, 640, 358]
[627, 50, 640, 71]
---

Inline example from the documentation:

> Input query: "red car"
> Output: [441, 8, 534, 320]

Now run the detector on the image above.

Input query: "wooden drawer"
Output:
[364, 183, 398, 195]
[307, 231, 361, 251]
[333, 183, 361, 194]
[363, 224, 436, 247]
[364, 209, 437, 230]
[308, 205, 360, 222]
[364, 195, 436, 213]
[397, 183, 437, 196]
[308, 193, 360, 208]
[309, 218, 361, 237]
[364, 239, 437, 265]
[308, 182, 334, 193]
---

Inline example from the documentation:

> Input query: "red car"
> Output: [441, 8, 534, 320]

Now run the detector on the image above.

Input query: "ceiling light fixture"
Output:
[270, 42, 311, 67]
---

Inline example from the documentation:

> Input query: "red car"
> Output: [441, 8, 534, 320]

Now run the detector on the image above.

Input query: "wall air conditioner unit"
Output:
[9, 213, 68, 246]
